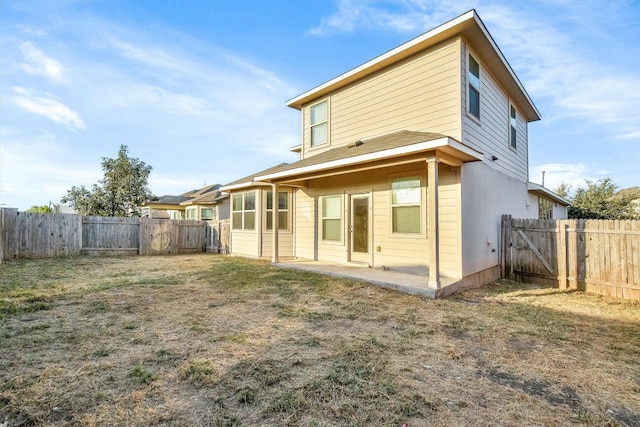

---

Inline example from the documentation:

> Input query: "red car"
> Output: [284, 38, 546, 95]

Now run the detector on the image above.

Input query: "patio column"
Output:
[426, 155, 440, 289]
[271, 183, 279, 264]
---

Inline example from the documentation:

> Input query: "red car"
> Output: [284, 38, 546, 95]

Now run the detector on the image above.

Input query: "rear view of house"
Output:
[221, 10, 569, 297]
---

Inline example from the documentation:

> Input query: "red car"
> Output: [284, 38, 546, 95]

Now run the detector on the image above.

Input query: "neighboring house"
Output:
[181, 184, 230, 221]
[143, 184, 229, 221]
[221, 10, 569, 297]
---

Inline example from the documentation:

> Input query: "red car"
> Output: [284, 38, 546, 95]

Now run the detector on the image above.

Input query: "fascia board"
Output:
[256, 137, 482, 182]
[219, 182, 272, 192]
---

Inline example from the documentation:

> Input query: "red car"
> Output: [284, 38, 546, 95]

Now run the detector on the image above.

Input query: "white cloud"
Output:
[12, 87, 85, 130]
[19, 41, 65, 83]
[479, 6, 640, 141]
[307, 0, 473, 35]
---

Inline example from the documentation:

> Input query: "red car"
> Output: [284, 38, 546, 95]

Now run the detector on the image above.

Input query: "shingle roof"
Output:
[266, 131, 448, 175]
[222, 162, 290, 188]
[151, 195, 192, 205]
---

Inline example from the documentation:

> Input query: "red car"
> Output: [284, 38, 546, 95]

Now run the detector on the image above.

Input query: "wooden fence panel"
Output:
[504, 218, 640, 300]
[1, 211, 82, 259]
[82, 216, 140, 256]
[139, 219, 207, 255]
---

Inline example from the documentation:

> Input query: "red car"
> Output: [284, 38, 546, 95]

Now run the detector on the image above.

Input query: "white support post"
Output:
[271, 183, 279, 264]
[427, 156, 440, 289]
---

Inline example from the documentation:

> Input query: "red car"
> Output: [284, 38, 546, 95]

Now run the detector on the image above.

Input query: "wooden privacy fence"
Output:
[501, 215, 640, 300]
[1, 211, 230, 262]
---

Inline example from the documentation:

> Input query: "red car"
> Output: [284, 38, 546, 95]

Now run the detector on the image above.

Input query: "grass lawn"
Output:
[1, 254, 639, 426]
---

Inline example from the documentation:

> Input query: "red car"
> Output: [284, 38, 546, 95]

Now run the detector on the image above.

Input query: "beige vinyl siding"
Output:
[461, 41, 529, 182]
[230, 230, 259, 258]
[301, 38, 462, 159]
[294, 189, 316, 259]
[261, 233, 294, 259]
[437, 164, 462, 277]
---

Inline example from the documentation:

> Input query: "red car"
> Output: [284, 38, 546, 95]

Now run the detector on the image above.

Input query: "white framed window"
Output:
[539, 197, 553, 219]
[266, 191, 289, 231]
[310, 100, 328, 147]
[509, 104, 517, 150]
[468, 54, 480, 119]
[392, 176, 421, 234]
[201, 207, 214, 220]
[186, 206, 198, 220]
[232, 191, 256, 230]
[321, 195, 341, 241]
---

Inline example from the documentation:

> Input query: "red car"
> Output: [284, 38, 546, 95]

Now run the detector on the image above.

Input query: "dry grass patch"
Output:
[1, 254, 638, 426]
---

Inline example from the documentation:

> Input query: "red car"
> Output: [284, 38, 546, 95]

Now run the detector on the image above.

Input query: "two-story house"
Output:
[221, 10, 569, 297]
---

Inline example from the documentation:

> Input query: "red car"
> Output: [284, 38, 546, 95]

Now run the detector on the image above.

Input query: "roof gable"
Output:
[286, 9, 540, 122]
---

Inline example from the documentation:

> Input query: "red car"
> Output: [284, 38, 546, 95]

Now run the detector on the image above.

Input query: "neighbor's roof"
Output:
[220, 162, 290, 191]
[255, 130, 482, 182]
[286, 9, 540, 122]
[150, 195, 192, 205]
[180, 184, 228, 206]
[527, 183, 571, 206]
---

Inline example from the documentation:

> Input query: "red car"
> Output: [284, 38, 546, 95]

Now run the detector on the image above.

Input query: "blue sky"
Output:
[1, 0, 638, 211]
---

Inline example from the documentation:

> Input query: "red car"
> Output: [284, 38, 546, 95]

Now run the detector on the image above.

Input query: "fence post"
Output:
[501, 214, 512, 279]
[557, 220, 568, 289]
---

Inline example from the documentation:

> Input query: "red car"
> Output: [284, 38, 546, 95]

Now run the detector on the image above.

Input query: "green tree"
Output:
[26, 205, 52, 213]
[556, 178, 639, 220]
[61, 145, 155, 216]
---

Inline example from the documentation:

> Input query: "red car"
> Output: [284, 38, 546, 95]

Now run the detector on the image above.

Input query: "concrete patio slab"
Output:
[274, 259, 458, 299]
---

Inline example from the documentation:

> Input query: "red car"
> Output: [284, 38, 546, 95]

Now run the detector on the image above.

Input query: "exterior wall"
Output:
[292, 162, 462, 279]
[526, 192, 569, 220]
[217, 199, 230, 220]
[460, 162, 537, 276]
[460, 40, 529, 183]
[294, 190, 316, 259]
[301, 38, 462, 159]
[229, 189, 261, 258]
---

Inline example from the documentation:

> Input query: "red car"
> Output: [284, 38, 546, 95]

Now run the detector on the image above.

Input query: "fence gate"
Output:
[501, 215, 640, 300]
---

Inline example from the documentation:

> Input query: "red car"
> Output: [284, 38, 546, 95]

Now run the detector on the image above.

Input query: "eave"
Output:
[256, 136, 482, 184]
[527, 182, 571, 206]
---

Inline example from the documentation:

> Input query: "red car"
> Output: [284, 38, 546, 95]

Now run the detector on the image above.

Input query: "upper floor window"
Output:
[232, 191, 256, 230]
[392, 176, 421, 234]
[321, 195, 341, 241]
[266, 191, 289, 231]
[510, 105, 517, 149]
[310, 100, 328, 147]
[468, 54, 480, 119]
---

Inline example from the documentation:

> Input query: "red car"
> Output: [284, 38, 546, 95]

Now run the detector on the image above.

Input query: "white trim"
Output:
[220, 182, 272, 192]
[256, 137, 482, 181]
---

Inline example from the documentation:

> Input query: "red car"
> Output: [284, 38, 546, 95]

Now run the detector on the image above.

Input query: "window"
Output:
[310, 100, 328, 147]
[201, 207, 214, 220]
[321, 195, 341, 241]
[468, 54, 480, 119]
[539, 197, 553, 219]
[510, 105, 517, 149]
[266, 191, 289, 230]
[232, 191, 256, 230]
[186, 206, 197, 220]
[392, 176, 421, 234]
